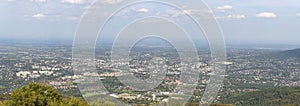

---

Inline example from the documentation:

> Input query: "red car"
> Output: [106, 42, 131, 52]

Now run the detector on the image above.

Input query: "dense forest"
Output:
[221, 86, 300, 106]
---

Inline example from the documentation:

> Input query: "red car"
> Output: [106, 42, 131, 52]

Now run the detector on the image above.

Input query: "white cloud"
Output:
[62, 0, 87, 4]
[61, 0, 122, 4]
[255, 12, 277, 18]
[101, 0, 123, 4]
[67, 16, 78, 20]
[32, 13, 46, 18]
[159, 9, 212, 18]
[296, 13, 300, 17]
[216, 14, 246, 20]
[133, 8, 149, 13]
[227, 15, 246, 20]
[32, 0, 46, 2]
[138, 8, 148, 13]
[182, 9, 213, 15]
[216, 5, 233, 12]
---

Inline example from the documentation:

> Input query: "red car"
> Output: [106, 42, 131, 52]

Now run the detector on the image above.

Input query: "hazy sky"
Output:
[1, 0, 300, 44]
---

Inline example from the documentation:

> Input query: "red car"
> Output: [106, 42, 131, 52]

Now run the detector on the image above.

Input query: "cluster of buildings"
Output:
[219, 48, 300, 98]
[1, 44, 300, 104]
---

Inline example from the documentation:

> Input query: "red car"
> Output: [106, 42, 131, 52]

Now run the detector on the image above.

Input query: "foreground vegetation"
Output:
[0, 82, 114, 106]
[0, 82, 235, 106]
[5, 82, 300, 106]
[222, 86, 300, 106]
[5, 77, 300, 105]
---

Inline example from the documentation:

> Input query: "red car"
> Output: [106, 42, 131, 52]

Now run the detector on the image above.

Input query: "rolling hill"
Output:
[279, 48, 300, 58]
[221, 86, 300, 106]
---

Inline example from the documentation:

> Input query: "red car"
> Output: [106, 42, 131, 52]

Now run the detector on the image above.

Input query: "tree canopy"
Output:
[1, 82, 89, 106]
